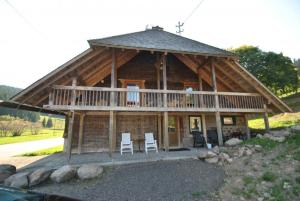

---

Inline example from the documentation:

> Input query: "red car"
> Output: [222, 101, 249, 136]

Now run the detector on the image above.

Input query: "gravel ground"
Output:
[33, 159, 225, 201]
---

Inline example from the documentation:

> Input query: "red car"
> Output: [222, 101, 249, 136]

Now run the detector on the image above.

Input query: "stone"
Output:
[198, 151, 208, 160]
[256, 134, 263, 139]
[270, 130, 290, 137]
[205, 157, 218, 164]
[291, 125, 300, 132]
[77, 164, 103, 180]
[283, 182, 291, 189]
[5, 172, 30, 188]
[238, 146, 246, 157]
[264, 133, 285, 142]
[219, 152, 232, 163]
[245, 148, 253, 156]
[0, 164, 16, 183]
[212, 146, 220, 154]
[206, 151, 217, 158]
[258, 197, 264, 201]
[254, 145, 263, 152]
[225, 138, 242, 146]
[50, 165, 77, 183]
[28, 168, 52, 187]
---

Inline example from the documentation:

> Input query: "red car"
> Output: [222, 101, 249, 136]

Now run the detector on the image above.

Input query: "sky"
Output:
[0, 0, 299, 89]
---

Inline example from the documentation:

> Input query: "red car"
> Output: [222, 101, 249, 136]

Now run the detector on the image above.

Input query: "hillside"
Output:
[283, 92, 300, 112]
[0, 85, 22, 101]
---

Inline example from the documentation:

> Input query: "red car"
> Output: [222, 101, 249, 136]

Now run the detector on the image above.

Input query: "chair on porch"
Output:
[207, 129, 219, 146]
[144, 133, 158, 154]
[191, 131, 205, 147]
[120, 133, 134, 155]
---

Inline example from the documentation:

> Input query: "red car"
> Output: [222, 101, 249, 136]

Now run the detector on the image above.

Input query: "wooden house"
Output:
[11, 26, 291, 156]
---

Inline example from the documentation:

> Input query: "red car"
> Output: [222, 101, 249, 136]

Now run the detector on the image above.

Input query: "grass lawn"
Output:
[18, 145, 63, 156]
[0, 129, 63, 145]
[249, 112, 300, 130]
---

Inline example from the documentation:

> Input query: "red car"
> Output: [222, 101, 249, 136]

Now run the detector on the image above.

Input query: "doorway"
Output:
[168, 116, 180, 148]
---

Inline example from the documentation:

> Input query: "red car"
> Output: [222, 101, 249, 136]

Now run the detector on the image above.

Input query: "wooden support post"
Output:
[67, 111, 75, 161]
[109, 49, 117, 156]
[263, 104, 270, 132]
[162, 54, 169, 151]
[78, 113, 85, 154]
[49, 90, 54, 105]
[198, 68, 203, 91]
[71, 77, 77, 106]
[157, 113, 162, 148]
[211, 59, 223, 145]
[201, 114, 207, 143]
[244, 114, 251, 139]
[163, 111, 169, 151]
[215, 111, 223, 146]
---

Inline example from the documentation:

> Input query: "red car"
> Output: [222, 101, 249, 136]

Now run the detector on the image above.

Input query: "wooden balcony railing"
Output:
[44, 85, 266, 112]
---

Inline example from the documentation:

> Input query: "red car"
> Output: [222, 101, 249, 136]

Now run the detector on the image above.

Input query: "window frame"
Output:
[189, 116, 202, 133]
[221, 116, 237, 126]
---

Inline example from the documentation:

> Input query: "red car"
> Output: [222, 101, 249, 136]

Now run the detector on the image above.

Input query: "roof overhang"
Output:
[0, 100, 65, 116]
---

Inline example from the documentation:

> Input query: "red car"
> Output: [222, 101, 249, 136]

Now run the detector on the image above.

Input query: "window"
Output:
[189, 116, 202, 133]
[127, 84, 140, 103]
[221, 116, 236, 126]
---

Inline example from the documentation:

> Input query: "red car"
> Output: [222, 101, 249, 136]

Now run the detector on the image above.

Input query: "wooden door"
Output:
[168, 116, 180, 148]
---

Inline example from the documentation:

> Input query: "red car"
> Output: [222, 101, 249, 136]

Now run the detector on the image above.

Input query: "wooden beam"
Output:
[109, 111, 117, 155]
[201, 114, 207, 143]
[78, 113, 85, 154]
[244, 114, 250, 139]
[263, 104, 270, 132]
[215, 111, 223, 146]
[163, 111, 169, 151]
[157, 113, 162, 148]
[67, 111, 75, 161]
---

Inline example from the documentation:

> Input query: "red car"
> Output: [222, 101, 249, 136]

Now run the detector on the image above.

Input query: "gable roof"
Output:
[88, 27, 236, 58]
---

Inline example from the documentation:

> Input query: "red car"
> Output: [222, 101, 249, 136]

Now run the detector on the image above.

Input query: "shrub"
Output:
[261, 171, 277, 182]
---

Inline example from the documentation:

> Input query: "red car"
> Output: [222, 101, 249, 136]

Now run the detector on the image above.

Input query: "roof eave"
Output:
[88, 41, 238, 59]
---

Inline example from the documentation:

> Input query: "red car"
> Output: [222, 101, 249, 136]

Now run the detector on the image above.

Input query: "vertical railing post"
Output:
[49, 89, 54, 106]
[263, 103, 270, 132]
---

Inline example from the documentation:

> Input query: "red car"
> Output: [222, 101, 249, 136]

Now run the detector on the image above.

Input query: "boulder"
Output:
[50, 165, 77, 183]
[245, 148, 253, 156]
[254, 145, 263, 152]
[28, 168, 52, 187]
[256, 134, 264, 139]
[5, 172, 30, 188]
[212, 146, 220, 154]
[206, 151, 217, 158]
[269, 129, 290, 137]
[291, 125, 300, 132]
[198, 151, 209, 160]
[0, 164, 16, 183]
[238, 146, 246, 157]
[264, 133, 285, 142]
[77, 164, 103, 180]
[205, 157, 218, 164]
[225, 138, 242, 146]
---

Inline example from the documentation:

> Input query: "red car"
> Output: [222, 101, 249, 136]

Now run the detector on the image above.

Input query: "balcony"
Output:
[44, 85, 266, 113]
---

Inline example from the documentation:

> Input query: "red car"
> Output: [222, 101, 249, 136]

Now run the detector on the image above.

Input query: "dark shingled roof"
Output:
[88, 27, 236, 58]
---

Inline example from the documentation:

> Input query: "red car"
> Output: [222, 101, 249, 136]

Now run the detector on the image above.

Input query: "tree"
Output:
[231, 46, 298, 95]
[46, 118, 53, 128]
[42, 118, 46, 128]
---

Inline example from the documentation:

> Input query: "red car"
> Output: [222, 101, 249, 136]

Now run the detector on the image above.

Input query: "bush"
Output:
[261, 171, 277, 182]
[30, 122, 42, 135]
[10, 120, 28, 137]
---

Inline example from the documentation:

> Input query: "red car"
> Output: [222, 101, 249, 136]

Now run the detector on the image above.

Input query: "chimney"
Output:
[151, 26, 164, 31]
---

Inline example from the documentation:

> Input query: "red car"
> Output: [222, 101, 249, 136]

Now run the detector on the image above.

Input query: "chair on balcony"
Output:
[144, 133, 158, 154]
[120, 133, 133, 155]
[191, 131, 205, 147]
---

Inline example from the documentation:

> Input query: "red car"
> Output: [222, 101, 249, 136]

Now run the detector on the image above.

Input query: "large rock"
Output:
[77, 164, 103, 180]
[291, 125, 300, 132]
[212, 146, 220, 154]
[198, 151, 209, 160]
[0, 164, 16, 183]
[269, 129, 290, 137]
[5, 172, 30, 188]
[225, 138, 242, 146]
[29, 168, 52, 187]
[50, 165, 77, 183]
[264, 133, 285, 142]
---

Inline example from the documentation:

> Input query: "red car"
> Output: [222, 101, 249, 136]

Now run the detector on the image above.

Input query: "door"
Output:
[168, 116, 180, 148]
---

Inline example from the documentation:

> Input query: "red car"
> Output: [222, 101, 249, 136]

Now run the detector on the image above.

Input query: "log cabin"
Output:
[11, 26, 291, 157]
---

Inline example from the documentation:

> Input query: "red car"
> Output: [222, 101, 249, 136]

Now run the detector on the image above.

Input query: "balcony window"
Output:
[127, 84, 140, 104]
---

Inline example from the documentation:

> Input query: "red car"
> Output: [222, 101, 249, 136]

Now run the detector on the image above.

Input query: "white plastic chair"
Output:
[120, 133, 133, 155]
[144, 133, 158, 154]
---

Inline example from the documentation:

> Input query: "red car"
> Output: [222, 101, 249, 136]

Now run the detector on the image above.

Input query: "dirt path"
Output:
[0, 138, 63, 169]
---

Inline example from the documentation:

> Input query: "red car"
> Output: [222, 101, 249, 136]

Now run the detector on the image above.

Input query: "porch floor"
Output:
[21, 148, 206, 171]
